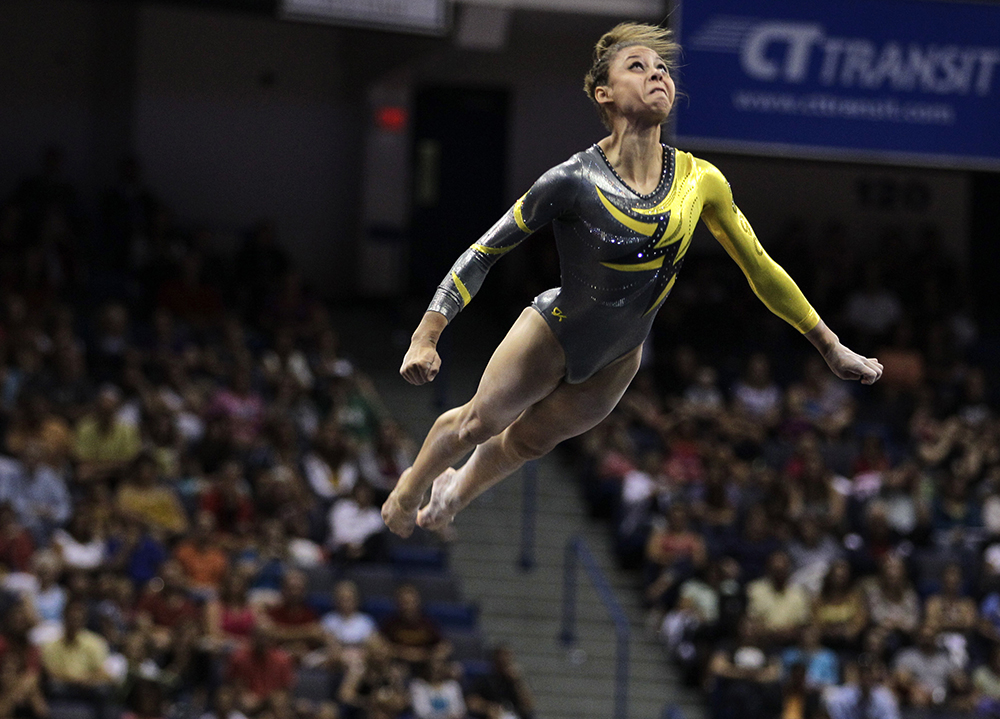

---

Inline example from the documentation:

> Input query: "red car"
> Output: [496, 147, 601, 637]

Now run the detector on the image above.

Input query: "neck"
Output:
[598, 122, 663, 193]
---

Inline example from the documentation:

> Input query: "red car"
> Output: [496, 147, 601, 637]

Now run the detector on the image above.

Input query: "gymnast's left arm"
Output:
[697, 159, 883, 385]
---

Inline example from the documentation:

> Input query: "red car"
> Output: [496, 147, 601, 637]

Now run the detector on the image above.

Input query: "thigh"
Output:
[509, 344, 642, 444]
[467, 308, 567, 428]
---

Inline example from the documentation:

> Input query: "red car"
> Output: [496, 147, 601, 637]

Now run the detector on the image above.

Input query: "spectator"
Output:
[924, 562, 977, 637]
[780, 623, 839, 688]
[122, 677, 166, 719]
[198, 459, 253, 539]
[746, 550, 810, 647]
[779, 662, 821, 719]
[203, 572, 258, 651]
[359, 420, 416, 497]
[226, 628, 294, 717]
[50, 505, 105, 572]
[892, 624, 959, 707]
[823, 654, 900, 719]
[787, 516, 842, 595]
[115, 453, 189, 536]
[409, 657, 466, 719]
[0, 651, 47, 719]
[104, 515, 168, 589]
[73, 384, 141, 483]
[644, 503, 707, 608]
[261, 568, 325, 656]
[788, 357, 855, 439]
[320, 580, 377, 670]
[0, 439, 71, 542]
[328, 482, 387, 563]
[723, 505, 782, 582]
[813, 560, 867, 653]
[708, 618, 782, 719]
[864, 555, 920, 648]
[730, 352, 783, 430]
[22, 551, 66, 644]
[204, 363, 264, 450]
[134, 560, 200, 651]
[844, 264, 903, 345]
[198, 683, 248, 719]
[465, 645, 535, 719]
[380, 584, 449, 669]
[173, 512, 228, 595]
[338, 634, 410, 719]
[7, 392, 72, 468]
[41, 599, 112, 708]
[0, 503, 35, 572]
[973, 644, 1000, 716]
[303, 420, 359, 504]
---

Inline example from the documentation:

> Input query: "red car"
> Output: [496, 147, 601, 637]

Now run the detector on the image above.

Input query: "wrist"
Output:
[805, 320, 839, 356]
[412, 311, 448, 347]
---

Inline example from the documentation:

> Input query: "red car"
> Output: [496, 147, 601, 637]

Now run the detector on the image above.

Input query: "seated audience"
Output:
[465, 645, 535, 719]
[746, 550, 810, 647]
[380, 584, 449, 668]
[892, 624, 960, 707]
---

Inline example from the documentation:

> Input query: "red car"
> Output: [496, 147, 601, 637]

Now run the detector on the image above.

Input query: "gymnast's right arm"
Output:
[400, 162, 579, 385]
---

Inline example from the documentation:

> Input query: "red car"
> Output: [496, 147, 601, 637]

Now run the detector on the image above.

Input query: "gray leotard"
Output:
[427, 144, 819, 384]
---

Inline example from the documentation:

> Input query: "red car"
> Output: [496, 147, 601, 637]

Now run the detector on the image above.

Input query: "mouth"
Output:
[650, 87, 668, 96]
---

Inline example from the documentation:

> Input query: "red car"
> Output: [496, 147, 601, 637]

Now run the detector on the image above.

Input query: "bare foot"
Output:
[417, 467, 463, 531]
[382, 469, 421, 537]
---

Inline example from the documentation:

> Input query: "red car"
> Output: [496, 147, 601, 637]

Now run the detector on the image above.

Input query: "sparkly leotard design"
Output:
[427, 145, 819, 384]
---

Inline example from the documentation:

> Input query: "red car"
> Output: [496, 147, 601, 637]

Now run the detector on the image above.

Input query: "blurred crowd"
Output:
[575, 215, 997, 718]
[0, 147, 535, 719]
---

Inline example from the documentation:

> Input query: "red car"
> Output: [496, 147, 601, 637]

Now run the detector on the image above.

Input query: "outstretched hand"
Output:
[400, 342, 442, 385]
[822, 343, 883, 385]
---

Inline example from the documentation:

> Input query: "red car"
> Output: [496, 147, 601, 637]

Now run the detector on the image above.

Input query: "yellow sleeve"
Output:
[697, 159, 819, 333]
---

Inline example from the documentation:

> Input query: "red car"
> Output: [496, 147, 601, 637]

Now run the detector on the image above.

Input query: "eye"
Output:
[630, 61, 644, 70]
[658, 63, 668, 72]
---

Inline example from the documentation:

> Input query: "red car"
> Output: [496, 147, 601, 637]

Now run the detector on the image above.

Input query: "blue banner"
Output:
[674, 0, 1000, 168]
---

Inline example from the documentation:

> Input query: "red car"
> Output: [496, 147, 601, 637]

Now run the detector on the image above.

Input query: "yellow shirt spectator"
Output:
[74, 416, 140, 464]
[42, 629, 109, 684]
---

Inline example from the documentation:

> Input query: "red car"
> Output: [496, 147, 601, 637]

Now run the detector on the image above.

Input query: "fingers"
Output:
[399, 351, 441, 385]
[856, 356, 883, 385]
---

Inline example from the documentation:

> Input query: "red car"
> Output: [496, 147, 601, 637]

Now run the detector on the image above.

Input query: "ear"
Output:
[594, 84, 613, 106]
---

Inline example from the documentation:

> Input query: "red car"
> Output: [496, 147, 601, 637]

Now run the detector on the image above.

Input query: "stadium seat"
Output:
[294, 666, 336, 703]
[47, 701, 97, 719]
[446, 628, 486, 662]
[426, 600, 478, 630]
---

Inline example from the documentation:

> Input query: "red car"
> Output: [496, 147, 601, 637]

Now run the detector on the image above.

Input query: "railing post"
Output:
[559, 536, 630, 719]
[559, 537, 578, 645]
[518, 460, 537, 571]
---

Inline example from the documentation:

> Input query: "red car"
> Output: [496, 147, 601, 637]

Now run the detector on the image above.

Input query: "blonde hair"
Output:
[583, 22, 680, 129]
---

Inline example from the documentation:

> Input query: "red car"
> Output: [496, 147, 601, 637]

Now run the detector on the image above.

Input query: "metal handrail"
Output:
[559, 535, 630, 719]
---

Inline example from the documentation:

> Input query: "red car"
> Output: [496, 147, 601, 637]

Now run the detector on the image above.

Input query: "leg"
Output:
[382, 309, 566, 536]
[417, 344, 642, 530]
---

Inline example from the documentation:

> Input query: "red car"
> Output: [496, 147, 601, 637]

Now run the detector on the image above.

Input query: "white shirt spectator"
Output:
[321, 609, 377, 646]
[303, 452, 357, 501]
[51, 528, 106, 570]
[328, 497, 384, 550]
[410, 677, 467, 719]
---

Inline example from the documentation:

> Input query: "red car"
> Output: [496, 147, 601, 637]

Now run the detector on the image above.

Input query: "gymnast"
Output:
[381, 22, 883, 538]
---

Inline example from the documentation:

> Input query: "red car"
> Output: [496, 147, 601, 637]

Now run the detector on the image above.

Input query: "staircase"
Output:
[337, 307, 707, 719]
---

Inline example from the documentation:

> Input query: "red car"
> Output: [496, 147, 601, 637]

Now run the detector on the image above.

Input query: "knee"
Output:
[504, 426, 556, 462]
[457, 409, 505, 446]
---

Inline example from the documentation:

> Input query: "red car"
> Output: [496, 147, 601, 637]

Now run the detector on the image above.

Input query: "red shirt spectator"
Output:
[0, 505, 34, 572]
[199, 461, 253, 536]
[227, 631, 294, 713]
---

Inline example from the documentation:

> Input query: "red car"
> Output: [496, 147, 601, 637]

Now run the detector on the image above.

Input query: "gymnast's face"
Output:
[596, 45, 675, 125]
